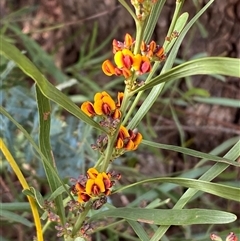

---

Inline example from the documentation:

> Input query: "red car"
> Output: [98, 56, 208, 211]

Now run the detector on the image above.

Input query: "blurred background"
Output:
[1, 0, 239, 240]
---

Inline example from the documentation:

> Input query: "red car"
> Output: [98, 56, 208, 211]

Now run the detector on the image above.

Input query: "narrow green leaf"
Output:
[90, 208, 236, 225]
[127, 220, 150, 241]
[22, 189, 35, 199]
[0, 37, 104, 132]
[184, 87, 210, 97]
[193, 96, 240, 108]
[36, 86, 65, 223]
[29, 187, 45, 209]
[150, 140, 240, 241]
[164, 12, 189, 52]
[114, 177, 240, 202]
[1, 202, 30, 211]
[144, 0, 166, 42]
[135, 57, 240, 93]
[48, 185, 70, 202]
[1, 210, 33, 227]
[141, 140, 240, 167]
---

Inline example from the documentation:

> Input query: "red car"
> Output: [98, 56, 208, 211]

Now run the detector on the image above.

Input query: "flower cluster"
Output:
[102, 33, 165, 89]
[71, 168, 121, 206]
[81, 91, 142, 153]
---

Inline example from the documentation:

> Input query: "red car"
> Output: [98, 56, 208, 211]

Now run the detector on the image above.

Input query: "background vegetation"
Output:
[0, 0, 239, 241]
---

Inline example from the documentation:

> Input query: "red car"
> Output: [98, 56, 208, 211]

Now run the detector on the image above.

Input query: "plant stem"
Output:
[134, 20, 144, 55]
[118, 0, 137, 22]
[163, 0, 185, 50]
[100, 89, 132, 172]
[122, 62, 160, 126]
[71, 201, 92, 237]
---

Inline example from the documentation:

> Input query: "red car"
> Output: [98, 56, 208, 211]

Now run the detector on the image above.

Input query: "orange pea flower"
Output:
[124, 33, 134, 49]
[72, 168, 115, 203]
[81, 101, 96, 117]
[116, 92, 124, 108]
[86, 174, 106, 196]
[75, 183, 91, 203]
[85, 169, 112, 196]
[94, 91, 116, 116]
[116, 126, 142, 151]
[102, 60, 115, 76]
[116, 125, 130, 149]
[87, 167, 99, 179]
[132, 54, 151, 74]
[126, 129, 143, 150]
[114, 49, 135, 69]
[112, 33, 134, 53]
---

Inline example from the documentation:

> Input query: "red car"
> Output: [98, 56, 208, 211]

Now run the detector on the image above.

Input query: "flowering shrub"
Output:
[1, 0, 240, 241]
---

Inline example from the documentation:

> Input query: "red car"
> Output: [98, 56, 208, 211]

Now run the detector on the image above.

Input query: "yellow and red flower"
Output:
[94, 91, 116, 116]
[81, 101, 96, 117]
[116, 125, 142, 151]
[71, 168, 119, 204]
[102, 60, 116, 76]
[80, 91, 123, 119]
[114, 49, 135, 69]
[132, 54, 151, 75]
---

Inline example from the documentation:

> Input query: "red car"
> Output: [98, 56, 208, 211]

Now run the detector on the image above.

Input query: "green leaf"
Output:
[90, 208, 236, 225]
[193, 96, 240, 108]
[0, 36, 104, 132]
[141, 140, 240, 167]
[22, 189, 35, 199]
[1, 202, 30, 211]
[1, 210, 33, 227]
[127, 220, 150, 241]
[29, 186, 45, 209]
[36, 86, 65, 223]
[184, 87, 210, 98]
[164, 12, 189, 52]
[114, 177, 240, 202]
[150, 140, 240, 241]
[134, 57, 240, 93]
[48, 185, 70, 202]
[144, 0, 166, 42]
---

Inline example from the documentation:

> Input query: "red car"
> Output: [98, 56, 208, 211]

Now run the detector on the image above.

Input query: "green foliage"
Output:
[0, 1, 239, 241]
[0, 86, 94, 178]
[90, 208, 237, 225]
